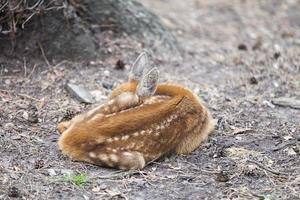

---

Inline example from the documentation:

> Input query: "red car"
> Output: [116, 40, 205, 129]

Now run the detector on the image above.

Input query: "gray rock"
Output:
[272, 97, 300, 109]
[47, 169, 57, 176]
[65, 83, 95, 104]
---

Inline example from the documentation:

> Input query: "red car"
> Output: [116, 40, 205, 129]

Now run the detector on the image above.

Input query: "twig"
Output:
[22, 12, 36, 28]
[27, 64, 37, 79]
[247, 159, 289, 176]
[0, 1, 8, 10]
[18, 93, 41, 101]
[38, 42, 51, 67]
[23, 56, 27, 77]
[26, 0, 43, 10]
[93, 170, 146, 179]
[10, 0, 24, 11]
[272, 140, 297, 152]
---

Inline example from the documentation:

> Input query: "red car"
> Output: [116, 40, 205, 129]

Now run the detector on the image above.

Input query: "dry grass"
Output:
[0, 0, 65, 38]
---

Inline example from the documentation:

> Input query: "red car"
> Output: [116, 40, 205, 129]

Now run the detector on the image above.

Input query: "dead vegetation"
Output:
[0, 0, 65, 38]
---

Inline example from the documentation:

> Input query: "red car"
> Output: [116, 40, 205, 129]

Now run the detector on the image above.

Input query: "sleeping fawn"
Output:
[57, 52, 214, 170]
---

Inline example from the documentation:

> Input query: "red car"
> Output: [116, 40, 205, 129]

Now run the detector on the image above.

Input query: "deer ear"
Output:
[137, 67, 159, 97]
[129, 52, 149, 82]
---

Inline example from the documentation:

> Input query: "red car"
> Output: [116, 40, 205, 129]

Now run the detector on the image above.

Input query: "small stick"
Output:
[247, 159, 289, 176]
[272, 140, 297, 152]
[27, 64, 37, 79]
[18, 93, 40, 101]
[23, 57, 27, 77]
[38, 42, 51, 67]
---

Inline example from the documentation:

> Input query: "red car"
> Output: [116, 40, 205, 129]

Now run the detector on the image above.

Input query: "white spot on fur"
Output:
[133, 132, 139, 137]
[108, 100, 115, 105]
[113, 137, 120, 141]
[122, 152, 132, 156]
[91, 113, 105, 121]
[106, 138, 113, 143]
[140, 130, 146, 135]
[98, 154, 109, 161]
[96, 138, 104, 143]
[126, 143, 135, 149]
[122, 135, 130, 140]
[109, 154, 119, 162]
[89, 152, 96, 158]
[112, 106, 118, 112]
[155, 132, 160, 136]
[104, 106, 110, 112]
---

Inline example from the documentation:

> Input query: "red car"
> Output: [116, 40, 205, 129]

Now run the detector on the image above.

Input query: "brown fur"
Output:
[57, 82, 214, 170]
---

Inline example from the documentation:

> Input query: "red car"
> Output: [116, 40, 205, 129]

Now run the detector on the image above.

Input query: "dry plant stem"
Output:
[272, 140, 297, 152]
[38, 42, 51, 67]
[247, 159, 289, 176]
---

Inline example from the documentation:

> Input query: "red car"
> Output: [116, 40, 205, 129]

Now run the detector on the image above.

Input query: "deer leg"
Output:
[175, 110, 214, 154]
[57, 121, 71, 134]
[87, 148, 146, 170]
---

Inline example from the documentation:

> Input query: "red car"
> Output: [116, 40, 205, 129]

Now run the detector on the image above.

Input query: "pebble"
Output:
[47, 169, 57, 176]
[103, 70, 110, 77]
[238, 43, 248, 51]
[272, 97, 300, 109]
[60, 169, 74, 176]
[7, 186, 20, 198]
[65, 83, 95, 104]
[4, 123, 14, 130]
[102, 80, 114, 90]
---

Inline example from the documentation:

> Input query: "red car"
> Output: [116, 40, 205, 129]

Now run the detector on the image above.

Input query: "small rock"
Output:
[249, 77, 258, 85]
[272, 97, 300, 109]
[238, 43, 248, 51]
[283, 135, 293, 141]
[103, 70, 110, 77]
[34, 159, 44, 169]
[252, 39, 262, 50]
[4, 79, 11, 85]
[92, 187, 100, 192]
[60, 169, 74, 176]
[242, 164, 263, 177]
[8, 186, 20, 198]
[11, 135, 21, 140]
[65, 83, 95, 104]
[90, 90, 107, 102]
[216, 171, 229, 182]
[47, 169, 57, 176]
[4, 123, 14, 130]
[273, 52, 281, 59]
[28, 104, 39, 123]
[285, 148, 297, 156]
[281, 31, 295, 38]
[62, 110, 78, 121]
[263, 100, 275, 108]
[115, 59, 125, 70]
[102, 80, 114, 90]
[22, 111, 29, 120]
[99, 183, 108, 190]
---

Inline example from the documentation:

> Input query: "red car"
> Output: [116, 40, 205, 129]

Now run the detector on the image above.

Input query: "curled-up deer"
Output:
[57, 52, 215, 170]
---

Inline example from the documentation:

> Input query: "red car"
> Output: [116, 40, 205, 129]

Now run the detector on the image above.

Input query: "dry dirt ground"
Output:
[1, 0, 300, 199]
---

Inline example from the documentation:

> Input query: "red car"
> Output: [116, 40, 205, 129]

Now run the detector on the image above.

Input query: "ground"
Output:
[0, 0, 299, 199]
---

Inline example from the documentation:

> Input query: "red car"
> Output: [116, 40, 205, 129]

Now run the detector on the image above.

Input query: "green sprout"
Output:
[63, 173, 88, 186]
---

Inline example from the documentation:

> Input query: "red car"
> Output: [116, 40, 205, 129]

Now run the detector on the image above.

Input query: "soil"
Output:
[0, 0, 299, 199]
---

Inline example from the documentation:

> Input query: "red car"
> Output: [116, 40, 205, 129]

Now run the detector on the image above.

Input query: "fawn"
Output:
[57, 52, 214, 170]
